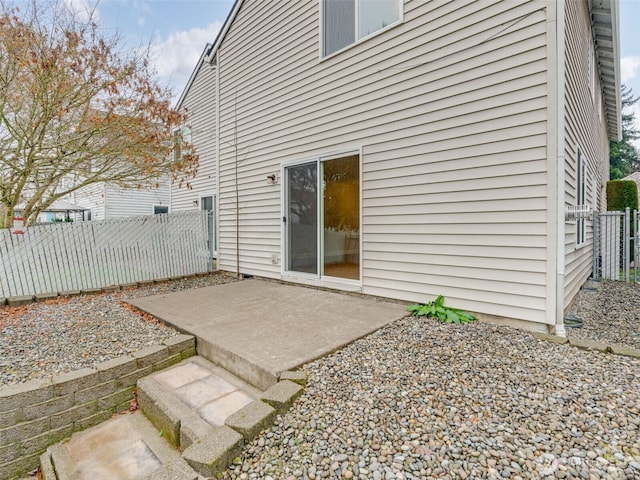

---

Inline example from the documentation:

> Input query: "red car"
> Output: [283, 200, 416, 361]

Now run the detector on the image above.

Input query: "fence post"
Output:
[592, 213, 600, 280]
[633, 210, 640, 283]
[625, 207, 630, 282]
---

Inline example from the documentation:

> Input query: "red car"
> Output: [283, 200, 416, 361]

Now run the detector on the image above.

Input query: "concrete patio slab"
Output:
[129, 279, 406, 390]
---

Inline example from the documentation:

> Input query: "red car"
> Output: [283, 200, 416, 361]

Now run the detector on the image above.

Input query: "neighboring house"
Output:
[68, 180, 171, 220]
[170, 44, 218, 217]
[180, 0, 620, 335]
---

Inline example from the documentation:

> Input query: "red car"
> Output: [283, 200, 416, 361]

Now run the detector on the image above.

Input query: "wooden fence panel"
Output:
[0, 211, 212, 298]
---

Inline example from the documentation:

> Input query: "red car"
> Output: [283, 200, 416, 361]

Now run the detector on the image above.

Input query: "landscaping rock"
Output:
[220, 317, 640, 480]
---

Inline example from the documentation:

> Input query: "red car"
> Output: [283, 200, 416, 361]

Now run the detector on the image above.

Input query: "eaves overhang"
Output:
[590, 0, 622, 141]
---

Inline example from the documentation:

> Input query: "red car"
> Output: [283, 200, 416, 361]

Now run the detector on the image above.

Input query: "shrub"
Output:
[406, 295, 476, 324]
[606, 180, 638, 212]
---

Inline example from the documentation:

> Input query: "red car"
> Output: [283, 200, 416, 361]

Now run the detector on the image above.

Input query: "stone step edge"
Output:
[137, 355, 263, 450]
[138, 363, 305, 478]
[183, 378, 304, 477]
[40, 412, 200, 480]
[532, 332, 640, 358]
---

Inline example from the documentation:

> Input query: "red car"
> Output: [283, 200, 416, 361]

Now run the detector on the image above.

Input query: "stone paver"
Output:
[48, 412, 193, 480]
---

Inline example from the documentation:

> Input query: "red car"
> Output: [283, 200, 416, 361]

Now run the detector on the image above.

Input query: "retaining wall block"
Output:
[20, 424, 73, 457]
[53, 368, 101, 397]
[0, 442, 20, 465]
[0, 379, 53, 413]
[117, 366, 152, 389]
[49, 401, 97, 430]
[75, 380, 117, 405]
[97, 387, 134, 412]
[97, 356, 137, 383]
[34, 293, 58, 302]
[0, 408, 21, 430]
[6, 296, 34, 307]
[154, 353, 183, 372]
[163, 335, 195, 356]
[134, 345, 168, 369]
[23, 394, 74, 422]
[0, 452, 41, 480]
[0, 417, 50, 446]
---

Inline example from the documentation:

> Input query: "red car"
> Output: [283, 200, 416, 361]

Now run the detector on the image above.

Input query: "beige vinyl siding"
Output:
[562, 0, 610, 308]
[217, 0, 550, 324]
[171, 62, 218, 212]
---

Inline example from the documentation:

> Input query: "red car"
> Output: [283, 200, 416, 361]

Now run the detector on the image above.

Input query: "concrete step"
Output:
[137, 356, 263, 451]
[40, 411, 198, 480]
[39, 356, 306, 479]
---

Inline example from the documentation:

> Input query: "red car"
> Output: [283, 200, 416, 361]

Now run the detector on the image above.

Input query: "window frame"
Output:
[319, 0, 403, 59]
[576, 149, 587, 247]
[153, 205, 169, 215]
[281, 149, 363, 287]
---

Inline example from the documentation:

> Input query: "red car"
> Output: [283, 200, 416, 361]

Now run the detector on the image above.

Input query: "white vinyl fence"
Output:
[0, 211, 212, 298]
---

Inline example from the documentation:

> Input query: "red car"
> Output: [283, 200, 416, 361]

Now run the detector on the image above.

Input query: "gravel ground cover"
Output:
[0, 272, 238, 386]
[567, 280, 640, 350]
[224, 314, 640, 479]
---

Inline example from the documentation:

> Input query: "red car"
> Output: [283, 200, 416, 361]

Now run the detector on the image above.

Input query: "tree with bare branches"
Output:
[0, 0, 197, 227]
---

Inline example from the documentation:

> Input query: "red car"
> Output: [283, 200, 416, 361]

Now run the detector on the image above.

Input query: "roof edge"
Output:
[175, 42, 214, 111]
[204, 0, 244, 65]
[591, 0, 622, 141]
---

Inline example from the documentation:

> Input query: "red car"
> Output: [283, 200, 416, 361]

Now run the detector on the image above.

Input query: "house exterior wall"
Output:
[562, 0, 611, 308]
[72, 180, 170, 220]
[71, 183, 106, 220]
[171, 60, 218, 212]
[216, 0, 553, 325]
[104, 181, 170, 218]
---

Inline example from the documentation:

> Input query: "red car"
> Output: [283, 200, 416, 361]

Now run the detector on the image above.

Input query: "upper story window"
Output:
[173, 126, 191, 162]
[322, 0, 401, 57]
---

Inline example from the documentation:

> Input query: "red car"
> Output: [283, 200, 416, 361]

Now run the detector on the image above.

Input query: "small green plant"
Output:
[406, 295, 476, 324]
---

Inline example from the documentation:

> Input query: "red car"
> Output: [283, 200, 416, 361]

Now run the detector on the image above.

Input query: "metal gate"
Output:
[592, 208, 637, 282]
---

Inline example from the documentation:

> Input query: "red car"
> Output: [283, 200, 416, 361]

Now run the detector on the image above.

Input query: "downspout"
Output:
[555, 0, 567, 337]
[214, 53, 221, 265]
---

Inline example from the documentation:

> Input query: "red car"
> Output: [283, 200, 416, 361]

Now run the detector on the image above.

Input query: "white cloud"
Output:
[149, 21, 222, 100]
[63, 0, 100, 22]
[621, 56, 640, 83]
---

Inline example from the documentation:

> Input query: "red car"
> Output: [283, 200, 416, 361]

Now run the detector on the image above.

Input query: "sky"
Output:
[65, 0, 640, 145]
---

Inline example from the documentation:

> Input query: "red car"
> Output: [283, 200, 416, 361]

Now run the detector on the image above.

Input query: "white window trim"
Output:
[576, 149, 587, 247]
[280, 148, 363, 288]
[200, 194, 217, 256]
[319, 0, 403, 60]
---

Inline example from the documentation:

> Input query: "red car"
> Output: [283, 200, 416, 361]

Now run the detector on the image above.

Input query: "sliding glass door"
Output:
[285, 162, 318, 274]
[285, 154, 360, 281]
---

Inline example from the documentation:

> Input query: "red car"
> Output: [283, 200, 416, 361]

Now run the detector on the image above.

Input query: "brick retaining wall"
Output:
[0, 334, 196, 479]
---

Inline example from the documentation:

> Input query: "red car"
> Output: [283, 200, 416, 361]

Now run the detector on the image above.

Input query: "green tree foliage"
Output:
[606, 180, 639, 212]
[610, 84, 640, 180]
